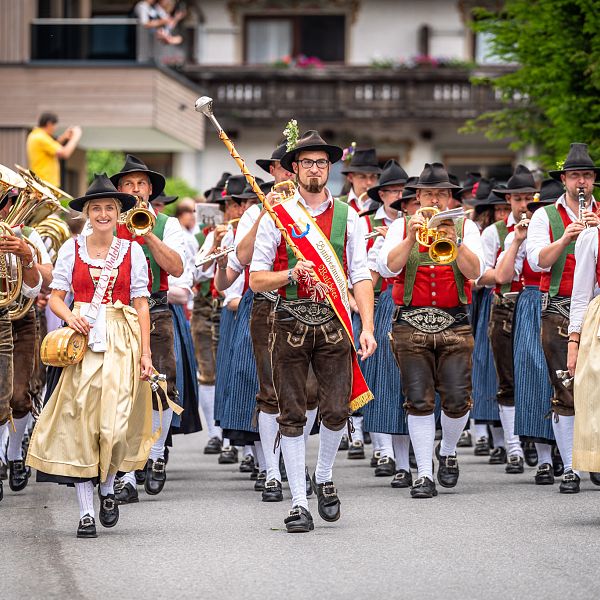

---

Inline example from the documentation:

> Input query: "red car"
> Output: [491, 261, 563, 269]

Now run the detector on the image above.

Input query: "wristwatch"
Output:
[287, 269, 296, 285]
[22, 255, 34, 270]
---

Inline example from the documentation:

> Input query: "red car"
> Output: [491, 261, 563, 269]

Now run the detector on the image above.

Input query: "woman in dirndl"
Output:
[26, 174, 154, 539]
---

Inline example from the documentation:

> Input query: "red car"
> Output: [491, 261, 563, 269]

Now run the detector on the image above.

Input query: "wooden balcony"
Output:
[181, 64, 512, 126]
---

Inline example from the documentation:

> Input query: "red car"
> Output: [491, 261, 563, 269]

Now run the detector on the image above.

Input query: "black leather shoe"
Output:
[114, 482, 139, 505]
[488, 447, 507, 465]
[99, 494, 119, 528]
[559, 470, 580, 494]
[250, 465, 259, 480]
[77, 514, 97, 539]
[279, 454, 288, 482]
[8, 459, 30, 492]
[305, 467, 313, 497]
[410, 476, 438, 498]
[144, 458, 166, 495]
[218, 446, 238, 464]
[254, 471, 266, 492]
[391, 469, 412, 488]
[523, 442, 538, 467]
[311, 475, 341, 522]
[338, 434, 349, 451]
[239, 454, 255, 473]
[474, 436, 490, 456]
[370, 451, 381, 468]
[0, 460, 7, 480]
[457, 431, 472, 448]
[284, 506, 314, 533]
[590, 472, 600, 486]
[204, 436, 222, 455]
[134, 463, 147, 485]
[347, 440, 365, 459]
[505, 455, 525, 474]
[436, 446, 459, 488]
[262, 479, 283, 502]
[374, 456, 396, 477]
[534, 463, 555, 485]
[552, 447, 564, 477]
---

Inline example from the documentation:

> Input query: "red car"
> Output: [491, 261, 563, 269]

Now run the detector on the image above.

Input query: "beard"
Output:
[298, 176, 326, 194]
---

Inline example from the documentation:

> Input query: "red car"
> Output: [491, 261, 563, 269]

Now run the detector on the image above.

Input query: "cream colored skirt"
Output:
[573, 295, 600, 472]
[27, 301, 155, 482]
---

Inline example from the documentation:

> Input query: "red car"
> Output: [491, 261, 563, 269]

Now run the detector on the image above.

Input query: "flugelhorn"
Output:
[415, 206, 460, 265]
[123, 195, 156, 236]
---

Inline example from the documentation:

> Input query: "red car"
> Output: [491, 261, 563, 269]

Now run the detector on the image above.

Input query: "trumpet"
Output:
[123, 196, 156, 236]
[415, 207, 459, 265]
[578, 186, 587, 228]
[195, 246, 234, 268]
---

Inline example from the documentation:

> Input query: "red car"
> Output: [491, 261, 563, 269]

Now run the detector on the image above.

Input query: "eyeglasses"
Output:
[419, 190, 451, 200]
[298, 158, 329, 169]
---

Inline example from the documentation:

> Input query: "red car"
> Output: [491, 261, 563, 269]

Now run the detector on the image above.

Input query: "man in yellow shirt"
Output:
[26, 112, 82, 187]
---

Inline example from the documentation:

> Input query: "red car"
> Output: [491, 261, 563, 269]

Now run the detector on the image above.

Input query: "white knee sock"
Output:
[498, 405, 523, 457]
[99, 473, 117, 496]
[304, 408, 318, 442]
[243, 445, 254, 458]
[280, 435, 307, 509]
[75, 481, 95, 519]
[440, 412, 470, 457]
[535, 442, 552, 465]
[315, 424, 345, 484]
[0, 422, 8, 462]
[491, 425, 505, 448]
[122, 471, 137, 487]
[352, 415, 364, 443]
[198, 384, 221, 439]
[392, 434, 411, 471]
[254, 441, 266, 472]
[149, 408, 173, 461]
[7, 415, 29, 461]
[552, 415, 576, 474]
[377, 433, 394, 459]
[258, 412, 281, 482]
[222, 437, 230, 448]
[408, 414, 435, 480]
[474, 422, 488, 440]
[370, 432, 383, 452]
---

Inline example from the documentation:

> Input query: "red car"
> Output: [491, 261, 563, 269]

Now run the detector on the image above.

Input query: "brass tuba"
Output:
[34, 214, 71, 263]
[414, 207, 458, 265]
[123, 195, 156, 236]
[8, 236, 41, 321]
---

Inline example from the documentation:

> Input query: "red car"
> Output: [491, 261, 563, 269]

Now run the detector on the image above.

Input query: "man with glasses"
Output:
[250, 130, 376, 532]
[527, 143, 600, 494]
[378, 163, 484, 499]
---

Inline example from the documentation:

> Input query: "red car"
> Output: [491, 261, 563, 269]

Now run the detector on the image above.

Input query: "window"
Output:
[245, 15, 345, 64]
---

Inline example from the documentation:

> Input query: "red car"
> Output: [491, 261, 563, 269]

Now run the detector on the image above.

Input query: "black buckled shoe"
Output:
[391, 469, 412, 489]
[218, 446, 239, 464]
[250, 465, 259, 480]
[488, 446, 507, 465]
[590, 472, 600, 486]
[284, 506, 314, 533]
[559, 470, 580, 494]
[99, 494, 119, 528]
[374, 456, 396, 477]
[311, 475, 341, 522]
[534, 463, 555, 485]
[505, 455, 525, 474]
[410, 476, 438, 498]
[436, 446, 459, 488]
[523, 442, 538, 467]
[77, 514, 98, 539]
[114, 481, 139, 505]
[8, 459, 30, 492]
[254, 471, 267, 492]
[144, 458, 166, 495]
[0, 460, 7, 480]
[305, 467, 313, 497]
[347, 440, 365, 460]
[134, 463, 147, 485]
[239, 454, 255, 473]
[338, 434, 349, 451]
[552, 447, 564, 477]
[204, 436, 222, 455]
[457, 431, 472, 448]
[474, 436, 490, 456]
[370, 451, 381, 468]
[262, 479, 283, 502]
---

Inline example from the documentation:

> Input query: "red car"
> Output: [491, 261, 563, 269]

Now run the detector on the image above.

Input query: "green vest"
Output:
[545, 204, 575, 297]
[143, 212, 168, 294]
[493, 220, 512, 295]
[402, 216, 467, 306]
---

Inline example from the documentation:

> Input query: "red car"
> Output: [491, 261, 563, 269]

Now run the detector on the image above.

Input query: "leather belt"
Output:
[148, 291, 169, 312]
[393, 305, 469, 333]
[254, 291, 278, 303]
[274, 296, 335, 326]
[542, 294, 570, 319]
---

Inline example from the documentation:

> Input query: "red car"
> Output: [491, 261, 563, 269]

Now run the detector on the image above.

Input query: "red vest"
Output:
[494, 220, 523, 294]
[522, 258, 542, 287]
[539, 204, 576, 296]
[72, 240, 132, 305]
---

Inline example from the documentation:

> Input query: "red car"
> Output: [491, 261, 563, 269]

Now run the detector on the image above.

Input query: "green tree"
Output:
[162, 177, 199, 216]
[86, 150, 125, 183]
[466, 0, 600, 169]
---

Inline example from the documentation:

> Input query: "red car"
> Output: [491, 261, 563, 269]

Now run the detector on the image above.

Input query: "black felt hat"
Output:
[461, 171, 482, 193]
[449, 174, 463, 201]
[548, 143, 600, 181]
[223, 175, 248, 200]
[280, 130, 343, 172]
[527, 178, 564, 211]
[109, 154, 166, 200]
[472, 178, 507, 214]
[390, 176, 418, 211]
[256, 143, 287, 174]
[151, 191, 178, 206]
[204, 171, 232, 202]
[493, 164, 537, 195]
[408, 162, 462, 190]
[69, 173, 136, 212]
[340, 148, 382, 175]
[231, 178, 268, 202]
[366, 160, 409, 202]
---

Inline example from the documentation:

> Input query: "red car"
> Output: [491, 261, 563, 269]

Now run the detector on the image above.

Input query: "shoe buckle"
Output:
[153, 461, 165, 474]
[103, 498, 115, 511]
[81, 516, 94, 527]
[413, 477, 425, 487]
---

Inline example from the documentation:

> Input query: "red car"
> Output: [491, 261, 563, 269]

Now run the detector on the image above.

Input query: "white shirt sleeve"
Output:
[377, 217, 406, 278]
[480, 224, 501, 272]
[526, 207, 551, 272]
[27, 229, 52, 265]
[49, 238, 75, 292]
[223, 270, 246, 306]
[130, 242, 150, 299]
[346, 207, 372, 285]
[229, 205, 261, 274]
[496, 231, 526, 277]
[250, 216, 281, 273]
[367, 235, 385, 272]
[569, 227, 600, 334]
[463, 218, 485, 279]
[21, 272, 42, 299]
[162, 216, 187, 268]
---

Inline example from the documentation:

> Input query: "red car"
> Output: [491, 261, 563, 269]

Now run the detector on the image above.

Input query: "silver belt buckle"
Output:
[400, 307, 456, 333]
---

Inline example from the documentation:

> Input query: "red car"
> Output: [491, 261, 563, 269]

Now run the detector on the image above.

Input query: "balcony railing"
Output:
[182, 65, 511, 124]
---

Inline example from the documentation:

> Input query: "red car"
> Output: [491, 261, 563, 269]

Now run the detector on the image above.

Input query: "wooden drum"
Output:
[40, 327, 88, 367]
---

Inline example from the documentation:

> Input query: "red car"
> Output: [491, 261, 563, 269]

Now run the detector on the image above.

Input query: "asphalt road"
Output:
[4, 430, 600, 600]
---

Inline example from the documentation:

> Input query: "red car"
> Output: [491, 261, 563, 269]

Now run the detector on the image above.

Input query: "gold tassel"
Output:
[349, 390, 374, 413]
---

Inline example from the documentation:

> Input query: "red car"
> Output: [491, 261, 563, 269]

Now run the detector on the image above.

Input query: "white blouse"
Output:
[50, 235, 150, 299]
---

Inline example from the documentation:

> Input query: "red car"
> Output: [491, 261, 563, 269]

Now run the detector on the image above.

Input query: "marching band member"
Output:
[26, 174, 153, 537]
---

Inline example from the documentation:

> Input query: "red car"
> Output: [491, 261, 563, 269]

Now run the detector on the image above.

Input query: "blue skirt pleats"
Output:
[214, 304, 237, 424]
